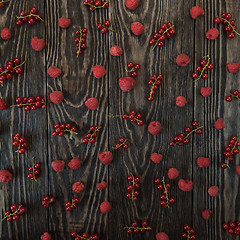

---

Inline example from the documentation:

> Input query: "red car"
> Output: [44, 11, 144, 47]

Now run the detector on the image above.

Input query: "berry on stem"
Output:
[42, 195, 55, 208]
[16, 7, 44, 25]
[13, 133, 27, 154]
[65, 197, 80, 212]
[97, 20, 116, 34]
[2, 204, 25, 222]
[126, 173, 140, 201]
[27, 157, 40, 182]
[10, 96, 46, 110]
[71, 231, 99, 240]
[124, 220, 152, 234]
[74, 26, 88, 57]
[182, 225, 196, 239]
[83, 0, 109, 11]
[112, 137, 129, 149]
[82, 126, 101, 150]
[52, 123, 78, 140]
[148, 74, 163, 101]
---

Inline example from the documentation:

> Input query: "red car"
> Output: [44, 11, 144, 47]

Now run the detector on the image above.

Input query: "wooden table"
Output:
[0, 0, 239, 239]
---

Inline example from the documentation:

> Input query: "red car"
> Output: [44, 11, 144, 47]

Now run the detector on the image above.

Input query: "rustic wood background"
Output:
[0, 0, 239, 239]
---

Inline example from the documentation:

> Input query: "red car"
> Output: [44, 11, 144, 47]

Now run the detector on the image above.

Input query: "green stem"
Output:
[130, 173, 135, 201]
[125, 66, 134, 73]
[1, 205, 22, 222]
[149, 76, 160, 99]
[0, 0, 10, 3]
[161, 176, 170, 208]
[77, 26, 83, 58]
[193, 55, 210, 82]
[64, 129, 78, 140]
[216, 16, 240, 36]
[16, 14, 44, 23]
[230, 93, 240, 101]
[84, 0, 109, 9]
[112, 139, 127, 149]
[225, 138, 239, 168]
[123, 226, 152, 230]
[0, 61, 26, 76]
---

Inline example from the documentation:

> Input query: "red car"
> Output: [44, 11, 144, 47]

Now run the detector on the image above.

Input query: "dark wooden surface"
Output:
[0, 0, 239, 239]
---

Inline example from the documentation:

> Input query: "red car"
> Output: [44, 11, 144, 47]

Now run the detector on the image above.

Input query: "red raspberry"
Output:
[0, 170, 12, 183]
[236, 166, 240, 176]
[41, 232, 52, 240]
[50, 91, 63, 104]
[1, 28, 12, 40]
[68, 158, 81, 170]
[85, 97, 99, 110]
[208, 186, 219, 197]
[227, 63, 240, 73]
[190, 6, 205, 19]
[0, 98, 7, 110]
[131, 22, 145, 36]
[48, 66, 62, 78]
[167, 168, 179, 179]
[176, 96, 187, 107]
[125, 0, 139, 10]
[58, 17, 71, 28]
[214, 118, 225, 130]
[97, 181, 107, 190]
[119, 77, 135, 91]
[156, 232, 169, 240]
[100, 201, 112, 213]
[176, 54, 190, 66]
[51, 160, 65, 172]
[206, 28, 219, 40]
[93, 65, 106, 78]
[72, 181, 84, 193]
[202, 209, 212, 220]
[201, 87, 212, 97]
[178, 179, 194, 191]
[110, 45, 123, 56]
[99, 151, 113, 165]
[148, 121, 162, 135]
[150, 153, 163, 163]
[197, 157, 210, 168]
[31, 36, 45, 51]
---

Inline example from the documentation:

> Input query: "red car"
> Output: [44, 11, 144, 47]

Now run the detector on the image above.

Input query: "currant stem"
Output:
[162, 176, 170, 208]
[31, 157, 37, 182]
[1, 205, 22, 222]
[149, 76, 160, 99]
[130, 173, 135, 201]
[64, 129, 78, 140]
[112, 139, 127, 149]
[216, 16, 240, 36]
[1, 0, 10, 3]
[152, 25, 175, 50]
[0, 61, 26, 76]
[75, 235, 89, 240]
[123, 226, 152, 230]
[10, 101, 46, 108]
[193, 55, 211, 82]
[125, 66, 134, 73]
[77, 26, 82, 58]
[225, 138, 239, 168]
[87, 126, 101, 150]
[16, 14, 45, 23]
[84, 0, 109, 8]
[230, 93, 240, 101]
[187, 230, 191, 240]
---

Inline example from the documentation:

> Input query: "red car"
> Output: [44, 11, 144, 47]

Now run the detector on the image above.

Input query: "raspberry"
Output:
[100, 201, 112, 213]
[178, 179, 194, 191]
[72, 181, 84, 193]
[214, 118, 225, 130]
[48, 66, 62, 78]
[176, 96, 187, 107]
[0, 98, 7, 110]
[1, 28, 12, 40]
[150, 153, 163, 163]
[131, 22, 145, 36]
[58, 17, 71, 28]
[41, 232, 52, 240]
[156, 232, 169, 240]
[97, 181, 107, 190]
[202, 209, 212, 220]
[148, 121, 162, 135]
[31, 36, 45, 51]
[125, 0, 139, 10]
[227, 63, 240, 73]
[68, 158, 81, 170]
[197, 157, 211, 168]
[99, 151, 113, 165]
[236, 166, 240, 176]
[167, 168, 179, 179]
[85, 97, 99, 110]
[110, 45, 123, 56]
[50, 91, 63, 104]
[119, 77, 135, 91]
[208, 186, 219, 197]
[201, 87, 212, 97]
[0, 170, 12, 183]
[190, 6, 205, 19]
[51, 160, 65, 172]
[176, 54, 190, 66]
[93, 65, 106, 78]
[206, 28, 219, 40]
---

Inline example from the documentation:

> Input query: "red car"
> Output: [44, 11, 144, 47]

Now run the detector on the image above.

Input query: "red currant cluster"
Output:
[75, 27, 87, 57]
[16, 7, 44, 26]
[97, 20, 115, 34]
[52, 123, 78, 140]
[83, 0, 109, 11]
[214, 13, 240, 39]
[65, 197, 80, 212]
[112, 137, 129, 150]
[221, 136, 240, 169]
[125, 62, 141, 78]
[149, 22, 176, 50]
[126, 173, 140, 201]
[155, 176, 175, 208]
[223, 221, 240, 236]
[192, 56, 214, 82]
[13, 133, 27, 154]
[148, 74, 163, 101]
[0, 0, 9, 8]
[182, 225, 196, 239]
[0, 58, 25, 86]
[109, 110, 144, 126]
[225, 89, 240, 102]
[27, 157, 40, 181]
[42, 195, 56, 208]
[82, 125, 101, 148]
[169, 121, 203, 146]
[124, 220, 152, 234]
[2, 204, 26, 222]
[10, 96, 46, 111]
[71, 231, 99, 240]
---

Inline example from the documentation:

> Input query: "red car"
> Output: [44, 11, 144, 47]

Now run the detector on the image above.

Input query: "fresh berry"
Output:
[176, 96, 187, 107]
[214, 118, 225, 130]
[41, 232, 52, 240]
[110, 45, 123, 56]
[13, 133, 27, 154]
[227, 63, 240, 73]
[50, 91, 63, 104]
[201, 87, 212, 97]
[74, 27, 88, 57]
[48, 66, 62, 78]
[97, 181, 107, 190]
[2, 204, 25, 222]
[167, 168, 179, 179]
[42, 195, 55, 208]
[1, 28, 12, 40]
[148, 74, 163, 101]
[85, 97, 99, 110]
[206, 28, 219, 39]
[31, 37, 45, 51]
[51, 160, 65, 172]
[197, 157, 210, 168]
[124, 220, 152, 233]
[156, 232, 169, 240]
[0, 169, 12, 183]
[27, 157, 40, 182]
[16, 7, 44, 25]
[68, 158, 81, 170]
[99, 151, 113, 165]
[72, 181, 85, 193]
[223, 221, 240, 236]
[83, 0, 109, 11]
[182, 225, 196, 239]
[58, 17, 71, 28]
[178, 179, 194, 191]
[82, 126, 101, 149]
[125, 0, 139, 10]
[202, 209, 212, 220]
[0, 98, 7, 110]
[208, 186, 219, 197]
[176, 54, 190, 66]
[148, 121, 162, 135]
[131, 22, 145, 35]
[9, 96, 46, 110]
[126, 173, 141, 201]
[65, 197, 80, 212]
[71, 231, 99, 240]
[97, 20, 115, 34]
[190, 6, 204, 19]
[112, 137, 129, 150]
[93, 65, 106, 78]
[150, 153, 163, 163]
[100, 201, 112, 213]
